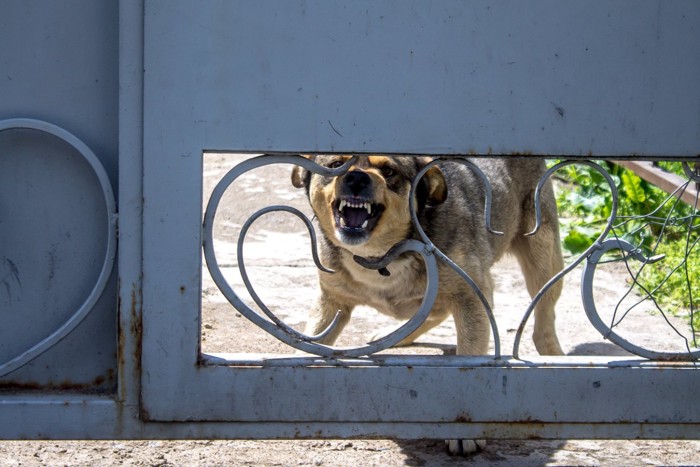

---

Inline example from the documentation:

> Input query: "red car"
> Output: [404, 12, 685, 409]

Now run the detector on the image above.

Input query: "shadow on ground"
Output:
[390, 340, 635, 466]
[396, 439, 569, 466]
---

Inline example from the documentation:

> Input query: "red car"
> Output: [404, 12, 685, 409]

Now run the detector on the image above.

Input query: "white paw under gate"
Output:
[1, 1, 699, 441]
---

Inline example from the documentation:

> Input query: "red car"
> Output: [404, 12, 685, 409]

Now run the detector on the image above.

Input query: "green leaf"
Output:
[621, 171, 646, 204]
[563, 228, 596, 254]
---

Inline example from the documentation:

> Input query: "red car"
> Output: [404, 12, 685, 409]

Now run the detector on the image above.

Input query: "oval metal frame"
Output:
[0, 118, 118, 377]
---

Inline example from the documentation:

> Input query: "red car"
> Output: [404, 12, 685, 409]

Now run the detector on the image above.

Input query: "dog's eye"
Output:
[327, 160, 345, 169]
[381, 166, 396, 177]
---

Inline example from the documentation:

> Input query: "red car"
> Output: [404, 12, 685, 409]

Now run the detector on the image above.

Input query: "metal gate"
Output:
[1, 0, 699, 441]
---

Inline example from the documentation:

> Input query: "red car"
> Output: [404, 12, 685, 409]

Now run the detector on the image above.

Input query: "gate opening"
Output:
[200, 152, 699, 362]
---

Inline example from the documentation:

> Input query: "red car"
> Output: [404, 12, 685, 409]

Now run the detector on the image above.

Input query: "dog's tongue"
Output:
[343, 207, 369, 228]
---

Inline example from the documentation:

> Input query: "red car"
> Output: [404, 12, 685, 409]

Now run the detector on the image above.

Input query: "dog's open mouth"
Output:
[333, 197, 384, 244]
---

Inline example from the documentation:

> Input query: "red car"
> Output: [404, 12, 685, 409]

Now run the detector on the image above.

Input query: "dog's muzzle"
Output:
[333, 171, 384, 244]
[336, 198, 381, 228]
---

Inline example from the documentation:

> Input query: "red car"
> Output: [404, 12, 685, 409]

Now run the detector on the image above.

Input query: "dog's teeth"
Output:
[364, 202, 371, 214]
[361, 220, 368, 229]
[340, 217, 346, 227]
[339, 200, 346, 211]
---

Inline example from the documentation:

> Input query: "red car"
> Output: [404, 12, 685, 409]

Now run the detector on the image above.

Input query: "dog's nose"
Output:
[343, 170, 371, 195]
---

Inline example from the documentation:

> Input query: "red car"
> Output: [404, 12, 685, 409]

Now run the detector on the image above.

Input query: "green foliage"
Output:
[551, 160, 699, 330]
[621, 170, 646, 204]
[636, 235, 699, 332]
[551, 161, 697, 256]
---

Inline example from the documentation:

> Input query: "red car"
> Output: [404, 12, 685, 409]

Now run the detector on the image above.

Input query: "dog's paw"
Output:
[445, 439, 486, 456]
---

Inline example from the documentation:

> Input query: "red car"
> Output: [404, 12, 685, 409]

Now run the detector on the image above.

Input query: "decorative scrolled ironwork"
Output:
[408, 157, 504, 358]
[203, 154, 442, 358]
[513, 160, 619, 358]
[581, 238, 699, 361]
[203, 155, 699, 361]
[0, 118, 117, 377]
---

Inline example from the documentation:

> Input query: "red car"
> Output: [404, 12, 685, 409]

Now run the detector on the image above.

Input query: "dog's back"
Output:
[421, 158, 554, 266]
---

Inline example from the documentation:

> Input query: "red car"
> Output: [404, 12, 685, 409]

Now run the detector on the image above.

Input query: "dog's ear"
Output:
[416, 158, 447, 205]
[291, 155, 313, 188]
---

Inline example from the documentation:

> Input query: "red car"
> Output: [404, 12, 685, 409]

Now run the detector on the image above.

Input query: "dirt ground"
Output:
[2, 153, 699, 466]
[3, 438, 700, 466]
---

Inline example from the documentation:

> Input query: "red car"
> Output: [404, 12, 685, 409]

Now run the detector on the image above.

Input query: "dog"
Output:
[291, 155, 564, 455]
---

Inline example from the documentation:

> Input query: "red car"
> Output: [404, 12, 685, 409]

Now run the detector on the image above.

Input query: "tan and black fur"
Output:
[292, 155, 564, 358]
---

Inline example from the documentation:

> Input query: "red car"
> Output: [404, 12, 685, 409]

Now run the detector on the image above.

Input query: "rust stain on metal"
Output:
[130, 286, 143, 358]
[139, 405, 152, 422]
[117, 283, 143, 374]
[0, 381, 41, 391]
[117, 279, 143, 424]
[0, 371, 116, 393]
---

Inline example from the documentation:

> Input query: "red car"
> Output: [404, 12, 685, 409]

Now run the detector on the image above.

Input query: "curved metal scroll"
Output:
[408, 158, 503, 358]
[582, 238, 700, 361]
[0, 118, 118, 377]
[682, 161, 700, 183]
[202, 154, 441, 358]
[237, 204, 340, 342]
[513, 160, 619, 358]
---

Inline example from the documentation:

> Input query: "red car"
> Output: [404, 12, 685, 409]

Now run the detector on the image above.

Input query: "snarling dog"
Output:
[291, 155, 564, 454]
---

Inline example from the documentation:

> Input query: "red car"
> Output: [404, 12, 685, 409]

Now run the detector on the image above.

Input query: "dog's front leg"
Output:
[452, 296, 491, 357]
[303, 293, 353, 345]
[447, 291, 492, 456]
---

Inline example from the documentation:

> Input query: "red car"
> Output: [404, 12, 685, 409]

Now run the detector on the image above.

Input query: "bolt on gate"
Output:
[1, 0, 699, 441]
